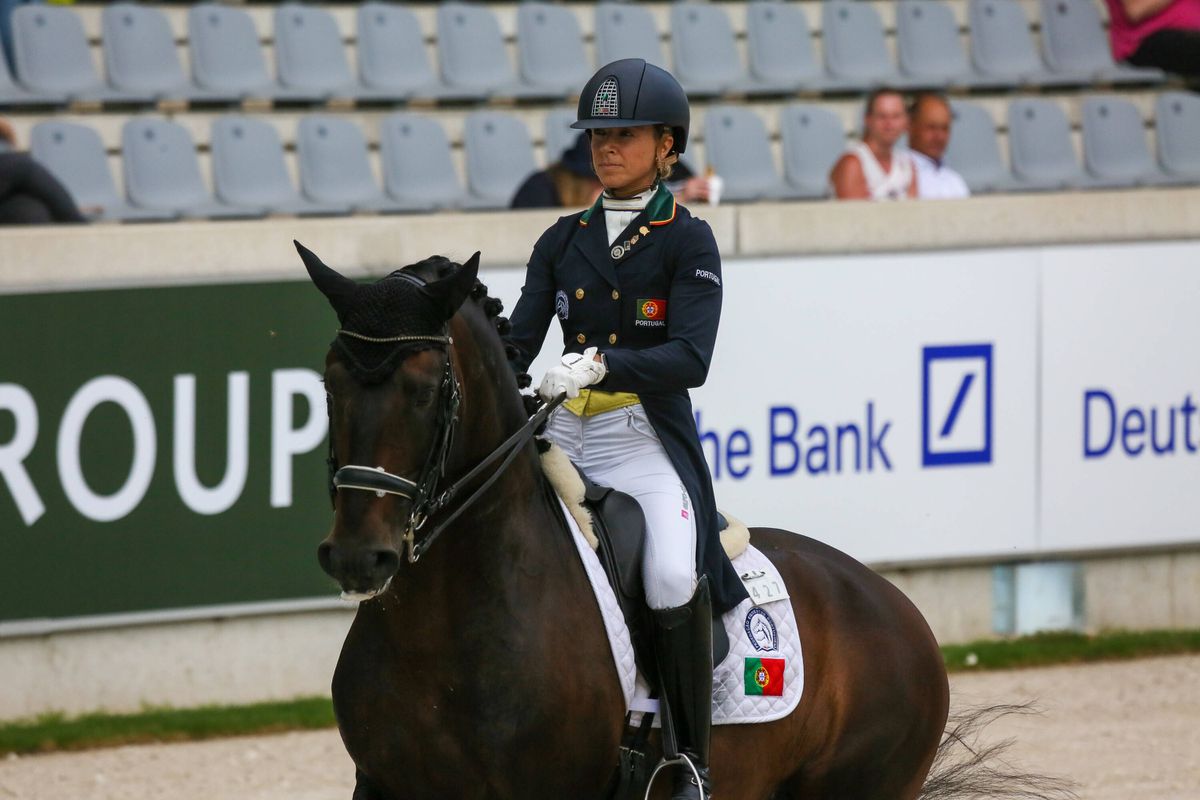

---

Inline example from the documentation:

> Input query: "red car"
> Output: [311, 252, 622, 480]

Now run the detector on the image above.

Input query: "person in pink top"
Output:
[1104, 0, 1200, 78]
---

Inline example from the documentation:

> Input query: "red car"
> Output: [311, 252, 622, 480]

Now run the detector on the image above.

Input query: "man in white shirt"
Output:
[908, 93, 970, 200]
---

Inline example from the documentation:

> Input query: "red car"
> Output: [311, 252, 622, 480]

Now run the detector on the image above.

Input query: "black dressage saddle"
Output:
[573, 467, 730, 676]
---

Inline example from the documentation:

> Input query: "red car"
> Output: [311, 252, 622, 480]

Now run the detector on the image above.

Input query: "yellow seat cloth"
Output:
[562, 390, 641, 417]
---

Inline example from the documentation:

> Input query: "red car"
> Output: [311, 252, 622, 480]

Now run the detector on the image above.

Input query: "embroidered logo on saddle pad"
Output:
[744, 607, 779, 652]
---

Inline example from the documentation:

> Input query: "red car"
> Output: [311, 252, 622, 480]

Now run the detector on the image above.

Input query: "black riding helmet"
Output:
[571, 58, 690, 155]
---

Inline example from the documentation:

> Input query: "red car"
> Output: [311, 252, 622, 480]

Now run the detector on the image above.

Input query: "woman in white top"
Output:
[829, 88, 919, 201]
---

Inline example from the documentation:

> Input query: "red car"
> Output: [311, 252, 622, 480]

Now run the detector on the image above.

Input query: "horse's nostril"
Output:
[370, 548, 401, 582]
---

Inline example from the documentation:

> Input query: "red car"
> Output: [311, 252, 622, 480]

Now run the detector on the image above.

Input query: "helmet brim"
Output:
[570, 118, 667, 130]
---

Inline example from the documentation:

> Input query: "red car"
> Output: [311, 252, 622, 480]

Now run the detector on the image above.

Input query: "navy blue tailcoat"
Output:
[505, 184, 748, 614]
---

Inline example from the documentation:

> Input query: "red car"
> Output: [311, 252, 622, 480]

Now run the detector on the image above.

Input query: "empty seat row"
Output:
[0, 1, 579, 108]
[0, 0, 1166, 110]
[684, 0, 1162, 98]
[29, 111, 558, 222]
[32, 89, 1200, 223]
[703, 92, 1200, 202]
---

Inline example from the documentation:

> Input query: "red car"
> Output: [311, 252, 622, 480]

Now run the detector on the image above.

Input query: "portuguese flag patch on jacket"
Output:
[636, 298, 666, 321]
[744, 657, 785, 696]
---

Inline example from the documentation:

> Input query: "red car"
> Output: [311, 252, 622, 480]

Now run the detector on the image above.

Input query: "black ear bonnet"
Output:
[296, 241, 480, 384]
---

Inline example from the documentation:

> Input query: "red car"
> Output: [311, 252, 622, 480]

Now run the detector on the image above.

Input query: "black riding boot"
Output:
[652, 576, 714, 800]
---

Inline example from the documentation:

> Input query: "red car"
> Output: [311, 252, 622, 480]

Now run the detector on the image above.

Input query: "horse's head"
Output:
[297, 241, 479, 598]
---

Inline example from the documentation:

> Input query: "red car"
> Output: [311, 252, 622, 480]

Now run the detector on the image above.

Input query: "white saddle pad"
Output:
[558, 498, 804, 727]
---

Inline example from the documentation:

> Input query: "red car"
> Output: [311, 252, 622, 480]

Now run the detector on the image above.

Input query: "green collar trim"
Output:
[579, 183, 677, 227]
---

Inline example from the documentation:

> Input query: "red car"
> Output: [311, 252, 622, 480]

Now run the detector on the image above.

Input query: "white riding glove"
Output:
[538, 346, 608, 401]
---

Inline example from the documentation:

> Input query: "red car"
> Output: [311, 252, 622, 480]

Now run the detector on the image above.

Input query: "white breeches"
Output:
[545, 404, 699, 610]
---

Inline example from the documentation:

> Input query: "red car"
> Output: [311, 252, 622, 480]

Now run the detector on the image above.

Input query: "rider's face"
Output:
[590, 126, 672, 197]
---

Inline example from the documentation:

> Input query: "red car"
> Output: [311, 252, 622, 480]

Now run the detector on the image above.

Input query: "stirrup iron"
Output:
[644, 752, 708, 800]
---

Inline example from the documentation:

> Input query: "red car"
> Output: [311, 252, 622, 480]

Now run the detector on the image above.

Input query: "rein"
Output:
[329, 330, 564, 564]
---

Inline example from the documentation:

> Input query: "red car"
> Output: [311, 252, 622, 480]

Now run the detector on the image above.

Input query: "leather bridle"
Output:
[327, 331, 563, 564]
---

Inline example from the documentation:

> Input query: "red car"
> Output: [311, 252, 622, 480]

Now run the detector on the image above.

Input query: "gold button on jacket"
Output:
[612, 290, 620, 300]
[576, 333, 587, 344]
[608, 333, 618, 344]
[575, 288, 585, 300]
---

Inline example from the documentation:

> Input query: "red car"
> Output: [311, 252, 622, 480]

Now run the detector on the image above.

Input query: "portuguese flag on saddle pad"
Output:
[744, 657, 785, 696]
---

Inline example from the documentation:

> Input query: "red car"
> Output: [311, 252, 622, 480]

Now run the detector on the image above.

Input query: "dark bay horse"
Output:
[299, 244, 950, 800]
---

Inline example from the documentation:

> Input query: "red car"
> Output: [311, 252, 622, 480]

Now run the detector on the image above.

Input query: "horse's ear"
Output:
[295, 240, 356, 316]
[422, 252, 480, 320]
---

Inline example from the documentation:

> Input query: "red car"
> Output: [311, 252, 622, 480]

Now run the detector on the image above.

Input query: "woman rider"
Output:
[504, 59, 748, 800]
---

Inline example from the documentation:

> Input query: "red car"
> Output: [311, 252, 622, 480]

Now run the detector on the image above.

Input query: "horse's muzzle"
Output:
[317, 538, 401, 598]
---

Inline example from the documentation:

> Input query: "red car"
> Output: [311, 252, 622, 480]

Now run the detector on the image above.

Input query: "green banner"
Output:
[0, 281, 341, 622]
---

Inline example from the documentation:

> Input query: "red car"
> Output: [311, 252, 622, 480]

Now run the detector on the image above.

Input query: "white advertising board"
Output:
[693, 252, 1039, 564]
[1040, 241, 1200, 552]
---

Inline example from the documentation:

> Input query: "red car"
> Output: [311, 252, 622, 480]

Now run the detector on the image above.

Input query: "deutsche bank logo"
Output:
[922, 344, 993, 467]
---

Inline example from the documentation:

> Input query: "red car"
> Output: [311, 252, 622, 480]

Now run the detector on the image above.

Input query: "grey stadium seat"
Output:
[29, 120, 176, 222]
[1039, 0, 1164, 85]
[463, 111, 538, 209]
[517, 3, 591, 98]
[356, 3, 479, 102]
[11, 5, 143, 103]
[703, 106, 797, 202]
[273, 4, 359, 102]
[102, 4, 236, 104]
[1080, 96, 1182, 187]
[895, 0, 1010, 90]
[778, 104, 846, 199]
[0, 34, 60, 107]
[437, 3, 556, 101]
[1006, 99, 1101, 191]
[594, 3, 666, 69]
[544, 107, 580, 164]
[122, 117, 264, 219]
[745, 2, 828, 94]
[821, 1, 921, 92]
[379, 113, 471, 212]
[1155, 91, 1200, 182]
[296, 116, 410, 214]
[211, 116, 351, 216]
[188, 4, 310, 101]
[670, 3, 758, 98]
[943, 101, 1020, 194]
[967, 0, 1090, 87]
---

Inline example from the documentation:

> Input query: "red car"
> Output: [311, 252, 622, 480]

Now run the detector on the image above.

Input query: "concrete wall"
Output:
[0, 607, 354, 721]
[4, 188, 1200, 295]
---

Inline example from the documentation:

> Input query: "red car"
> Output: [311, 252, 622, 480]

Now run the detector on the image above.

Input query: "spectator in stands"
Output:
[1104, 0, 1200, 79]
[665, 160, 720, 205]
[0, 118, 88, 225]
[511, 132, 603, 210]
[908, 93, 970, 200]
[830, 88, 917, 201]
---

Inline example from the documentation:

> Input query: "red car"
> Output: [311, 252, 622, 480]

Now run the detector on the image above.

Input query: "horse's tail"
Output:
[918, 703, 1079, 800]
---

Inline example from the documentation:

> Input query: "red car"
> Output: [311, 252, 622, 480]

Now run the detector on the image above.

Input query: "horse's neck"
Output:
[412, 318, 573, 613]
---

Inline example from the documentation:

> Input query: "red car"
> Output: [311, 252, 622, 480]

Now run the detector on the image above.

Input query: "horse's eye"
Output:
[414, 387, 437, 408]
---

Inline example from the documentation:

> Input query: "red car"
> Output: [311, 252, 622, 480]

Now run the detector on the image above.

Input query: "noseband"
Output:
[328, 328, 562, 564]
